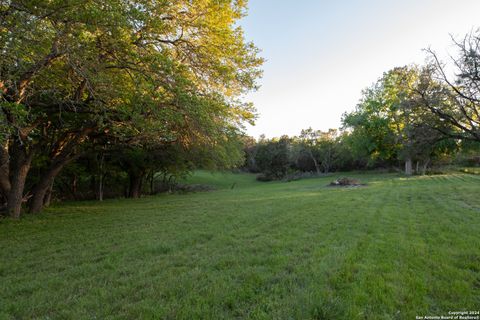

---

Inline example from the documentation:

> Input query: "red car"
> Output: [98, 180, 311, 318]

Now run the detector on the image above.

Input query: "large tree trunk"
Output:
[29, 172, 59, 214]
[405, 157, 413, 176]
[7, 170, 29, 219]
[29, 156, 78, 214]
[7, 148, 34, 218]
[128, 171, 144, 199]
[29, 126, 94, 212]
[29, 183, 51, 214]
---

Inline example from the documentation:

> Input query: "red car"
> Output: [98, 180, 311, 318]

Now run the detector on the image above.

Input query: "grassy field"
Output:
[1, 172, 480, 319]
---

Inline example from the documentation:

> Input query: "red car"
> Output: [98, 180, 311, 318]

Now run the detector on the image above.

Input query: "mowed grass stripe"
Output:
[1, 172, 479, 319]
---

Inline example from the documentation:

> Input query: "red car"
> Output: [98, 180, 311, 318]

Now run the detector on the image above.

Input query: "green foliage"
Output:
[0, 0, 263, 213]
[254, 136, 291, 180]
[295, 128, 345, 173]
[342, 66, 456, 170]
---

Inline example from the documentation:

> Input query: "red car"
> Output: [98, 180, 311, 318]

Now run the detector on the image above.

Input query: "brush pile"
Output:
[329, 177, 365, 187]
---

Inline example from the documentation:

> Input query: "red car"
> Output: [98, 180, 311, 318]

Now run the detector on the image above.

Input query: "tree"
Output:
[298, 128, 340, 174]
[241, 135, 259, 173]
[343, 66, 451, 175]
[342, 80, 399, 170]
[0, 0, 263, 217]
[424, 30, 480, 142]
[254, 136, 291, 180]
[316, 129, 340, 174]
[298, 128, 322, 174]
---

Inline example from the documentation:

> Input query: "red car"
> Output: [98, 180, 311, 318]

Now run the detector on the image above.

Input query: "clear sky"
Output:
[240, 0, 480, 138]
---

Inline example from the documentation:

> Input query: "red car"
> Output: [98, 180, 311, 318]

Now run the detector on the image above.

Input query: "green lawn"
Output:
[1, 172, 480, 319]
[177, 170, 258, 190]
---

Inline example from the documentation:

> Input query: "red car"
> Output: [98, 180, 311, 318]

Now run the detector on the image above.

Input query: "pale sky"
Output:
[240, 0, 480, 138]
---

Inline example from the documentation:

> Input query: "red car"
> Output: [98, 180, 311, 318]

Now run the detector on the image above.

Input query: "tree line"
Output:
[243, 31, 480, 180]
[1, 0, 479, 219]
